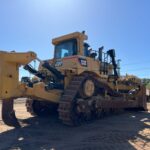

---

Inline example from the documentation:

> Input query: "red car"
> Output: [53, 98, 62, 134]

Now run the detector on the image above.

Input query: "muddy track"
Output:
[58, 74, 144, 126]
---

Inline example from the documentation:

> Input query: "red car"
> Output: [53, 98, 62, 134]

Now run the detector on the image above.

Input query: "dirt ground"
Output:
[0, 100, 150, 150]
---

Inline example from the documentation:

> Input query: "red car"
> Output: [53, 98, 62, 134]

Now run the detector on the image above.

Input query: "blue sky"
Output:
[0, 0, 150, 78]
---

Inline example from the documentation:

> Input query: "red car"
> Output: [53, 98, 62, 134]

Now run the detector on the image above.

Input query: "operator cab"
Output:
[52, 32, 88, 59]
[52, 31, 119, 78]
[54, 39, 77, 59]
[54, 39, 96, 59]
[53, 31, 99, 61]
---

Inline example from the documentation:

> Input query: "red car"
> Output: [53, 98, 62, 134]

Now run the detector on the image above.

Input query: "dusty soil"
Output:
[0, 100, 150, 150]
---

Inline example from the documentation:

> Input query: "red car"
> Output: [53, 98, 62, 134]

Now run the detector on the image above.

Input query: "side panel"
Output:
[55, 56, 101, 76]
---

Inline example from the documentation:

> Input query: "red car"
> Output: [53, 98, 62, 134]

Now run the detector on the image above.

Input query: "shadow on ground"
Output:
[0, 111, 150, 150]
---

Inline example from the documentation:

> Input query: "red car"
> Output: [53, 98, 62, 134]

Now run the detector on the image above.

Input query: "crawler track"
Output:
[58, 75, 86, 125]
[58, 74, 141, 126]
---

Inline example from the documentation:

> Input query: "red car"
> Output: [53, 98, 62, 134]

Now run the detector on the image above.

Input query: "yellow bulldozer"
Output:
[0, 31, 147, 128]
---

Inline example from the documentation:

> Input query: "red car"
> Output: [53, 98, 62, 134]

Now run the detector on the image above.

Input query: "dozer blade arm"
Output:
[0, 51, 62, 128]
[0, 51, 37, 127]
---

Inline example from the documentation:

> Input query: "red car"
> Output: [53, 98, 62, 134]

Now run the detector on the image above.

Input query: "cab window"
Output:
[54, 39, 77, 59]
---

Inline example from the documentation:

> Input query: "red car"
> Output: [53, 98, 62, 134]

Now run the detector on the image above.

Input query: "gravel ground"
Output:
[0, 100, 149, 150]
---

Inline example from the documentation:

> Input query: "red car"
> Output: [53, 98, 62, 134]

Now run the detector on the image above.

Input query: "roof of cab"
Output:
[52, 32, 88, 45]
